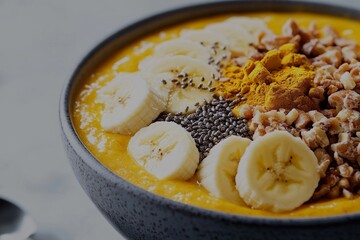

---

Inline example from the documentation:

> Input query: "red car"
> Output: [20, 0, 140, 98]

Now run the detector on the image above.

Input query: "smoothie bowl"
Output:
[60, 1, 360, 239]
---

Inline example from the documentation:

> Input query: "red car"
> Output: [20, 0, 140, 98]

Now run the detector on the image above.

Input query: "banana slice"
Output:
[128, 121, 199, 180]
[154, 39, 211, 61]
[180, 29, 231, 68]
[140, 55, 220, 113]
[205, 23, 257, 57]
[99, 72, 165, 134]
[223, 17, 271, 42]
[197, 136, 251, 204]
[236, 131, 320, 212]
[180, 29, 230, 47]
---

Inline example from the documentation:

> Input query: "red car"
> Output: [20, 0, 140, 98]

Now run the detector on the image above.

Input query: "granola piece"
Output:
[253, 124, 266, 140]
[285, 108, 299, 125]
[301, 127, 329, 149]
[328, 90, 360, 110]
[327, 84, 341, 95]
[312, 184, 331, 200]
[259, 34, 293, 51]
[321, 109, 339, 118]
[338, 163, 354, 178]
[339, 178, 350, 189]
[335, 38, 357, 47]
[313, 65, 336, 89]
[309, 111, 331, 130]
[350, 64, 360, 83]
[251, 110, 286, 127]
[308, 86, 325, 103]
[343, 189, 354, 199]
[236, 104, 253, 119]
[336, 109, 360, 131]
[331, 132, 360, 162]
[321, 26, 339, 46]
[282, 19, 300, 37]
[334, 151, 345, 165]
[327, 184, 341, 199]
[328, 118, 344, 135]
[342, 45, 359, 62]
[308, 110, 326, 122]
[313, 48, 342, 67]
[340, 72, 356, 90]
[294, 111, 311, 129]
[333, 63, 352, 80]
[314, 148, 332, 178]
[351, 171, 360, 187]
[308, 21, 320, 38]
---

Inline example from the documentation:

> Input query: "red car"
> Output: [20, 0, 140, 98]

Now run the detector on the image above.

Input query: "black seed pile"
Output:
[156, 98, 252, 160]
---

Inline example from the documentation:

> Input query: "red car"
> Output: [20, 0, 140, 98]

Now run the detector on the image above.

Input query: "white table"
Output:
[0, 0, 358, 239]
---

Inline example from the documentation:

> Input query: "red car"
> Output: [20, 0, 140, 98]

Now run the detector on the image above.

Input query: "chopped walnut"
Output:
[328, 90, 360, 110]
[327, 118, 344, 135]
[343, 189, 354, 199]
[340, 72, 356, 90]
[321, 26, 338, 46]
[327, 184, 341, 199]
[342, 45, 359, 63]
[308, 110, 326, 122]
[294, 111, 311, 129]
[312, 184, 331, 200]
[321, 109, 338, 118]
[285, 109, 299, 125]
[314, 148, 332, 178]
[308, 86, 325, 102]
[336, 109, 360, 131]
[282, 19, 300, 37]
[301, 127, 329, 149]
[339, 178, 350, 189]
[334, 151, 345, 165]
[302, 39, 326, 56]
[313, 48, 342, 67]
[338, 163, 354, 178]
[245, 20, 360, 201]
[236, 104, 253, 119]
[331, 133, 360, 162]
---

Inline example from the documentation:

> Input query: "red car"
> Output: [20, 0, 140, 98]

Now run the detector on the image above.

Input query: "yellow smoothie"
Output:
[72, 12, 360, 217]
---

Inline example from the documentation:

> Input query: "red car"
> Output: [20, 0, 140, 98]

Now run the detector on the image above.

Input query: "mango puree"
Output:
[72, 13, 360, 217]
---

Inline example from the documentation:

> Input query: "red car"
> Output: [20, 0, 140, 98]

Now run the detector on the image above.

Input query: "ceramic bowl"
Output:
[60, 1, 360, 239]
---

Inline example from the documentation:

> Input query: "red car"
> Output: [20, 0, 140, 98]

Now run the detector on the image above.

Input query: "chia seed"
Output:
[156, 97, 251, 160]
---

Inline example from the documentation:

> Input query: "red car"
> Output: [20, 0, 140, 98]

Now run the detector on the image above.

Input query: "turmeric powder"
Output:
[216, 43, 318, 112]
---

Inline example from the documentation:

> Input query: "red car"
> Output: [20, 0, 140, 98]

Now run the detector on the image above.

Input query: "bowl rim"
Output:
[60, 0, 360, 227]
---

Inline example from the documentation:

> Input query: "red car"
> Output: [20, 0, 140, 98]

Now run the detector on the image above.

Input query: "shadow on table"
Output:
[28, 232, 62, 240]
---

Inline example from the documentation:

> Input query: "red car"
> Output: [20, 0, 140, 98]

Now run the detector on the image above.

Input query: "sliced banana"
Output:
[205, 22, 256, 57]
[154, 39, 211, 61]
[180, 29, 230, 47]
[236, 131, 320, 212]
[140, 55, 220, 114]
[128, 121, 199, 180]
[223, 17, 270, 42]
[180, 29, 231, 69]
[197, 136, 251, 204]
[98, 72, 165, 134]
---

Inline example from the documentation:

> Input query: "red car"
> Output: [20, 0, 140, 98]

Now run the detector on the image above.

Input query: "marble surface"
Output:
[0, 0, 359, 239]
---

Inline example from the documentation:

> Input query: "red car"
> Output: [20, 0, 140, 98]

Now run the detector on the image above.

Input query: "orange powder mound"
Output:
[216, 43, 318, 112]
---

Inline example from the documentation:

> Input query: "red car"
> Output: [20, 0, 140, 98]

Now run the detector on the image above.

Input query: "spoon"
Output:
[0, 198, 36, 240]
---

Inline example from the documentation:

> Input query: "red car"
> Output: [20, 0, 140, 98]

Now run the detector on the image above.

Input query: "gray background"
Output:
[0, 0, 359, 239]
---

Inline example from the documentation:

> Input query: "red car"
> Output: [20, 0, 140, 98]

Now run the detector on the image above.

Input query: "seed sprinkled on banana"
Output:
[128, 121, 199, 180]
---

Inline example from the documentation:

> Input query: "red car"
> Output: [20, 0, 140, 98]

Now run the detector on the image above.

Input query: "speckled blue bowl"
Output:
[60, 1, 360, 239]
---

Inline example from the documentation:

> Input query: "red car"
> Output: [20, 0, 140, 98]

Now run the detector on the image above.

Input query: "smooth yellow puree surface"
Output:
[72, 13, 360, 217]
